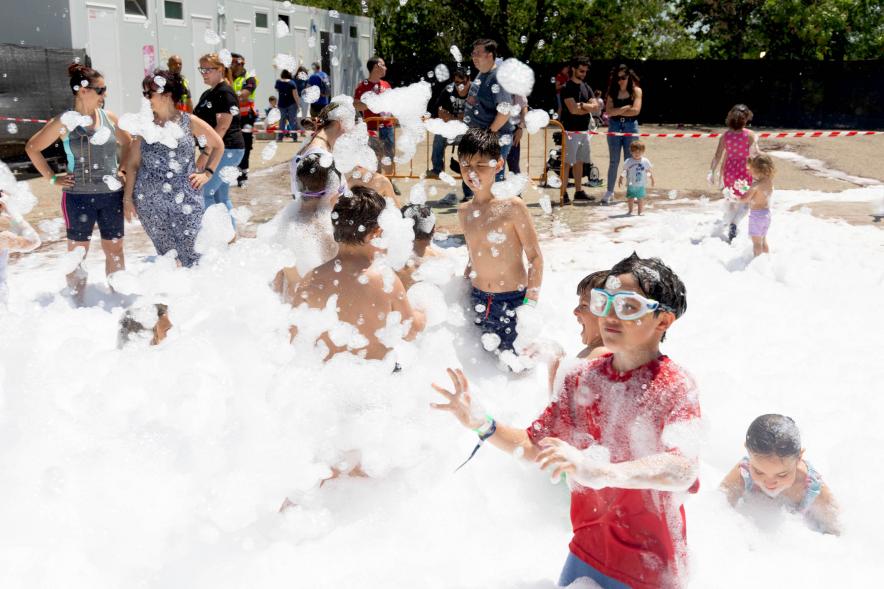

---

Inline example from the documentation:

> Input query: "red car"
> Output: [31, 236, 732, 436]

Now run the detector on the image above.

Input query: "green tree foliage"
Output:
[676, 0, 884, 59]
[283, 0, 884, 61]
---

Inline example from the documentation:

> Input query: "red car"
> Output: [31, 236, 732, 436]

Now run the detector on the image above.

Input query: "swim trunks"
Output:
[469, 287, 526, 353]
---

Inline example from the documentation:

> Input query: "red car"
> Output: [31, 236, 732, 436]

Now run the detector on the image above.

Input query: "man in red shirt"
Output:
[354, 56, 395, 176]
[433, 253, 700, 589]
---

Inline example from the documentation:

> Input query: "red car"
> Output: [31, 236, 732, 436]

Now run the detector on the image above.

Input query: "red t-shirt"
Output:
[527, 354, 701, 589]
[354, 79, 393, 130]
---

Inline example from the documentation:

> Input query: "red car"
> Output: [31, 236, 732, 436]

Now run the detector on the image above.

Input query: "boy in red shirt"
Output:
[433, 253, 699, 589]
[354, 56, 395, 175]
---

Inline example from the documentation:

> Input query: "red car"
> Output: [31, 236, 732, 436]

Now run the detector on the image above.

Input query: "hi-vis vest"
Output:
[233, 74, 258, 117]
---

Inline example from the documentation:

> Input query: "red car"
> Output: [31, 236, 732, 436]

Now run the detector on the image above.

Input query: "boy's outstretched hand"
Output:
[431, 368, 484, 429]
[537, 438, 610, 486]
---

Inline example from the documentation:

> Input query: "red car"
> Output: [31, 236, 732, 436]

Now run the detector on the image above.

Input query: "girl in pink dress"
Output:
[710, 104, 759, 242]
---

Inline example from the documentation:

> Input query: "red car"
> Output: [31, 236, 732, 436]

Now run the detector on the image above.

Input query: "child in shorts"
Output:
[744, 154, 775, 257]
[457, 128, 543, 357]
[618, 140, 654, 215]
[0, 192, 41, 307]
[719, 414, 840, 535]
[709, 104, 759, 242]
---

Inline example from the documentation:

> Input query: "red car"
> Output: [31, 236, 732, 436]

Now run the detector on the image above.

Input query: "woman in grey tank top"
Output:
[25, 62, 132, 305]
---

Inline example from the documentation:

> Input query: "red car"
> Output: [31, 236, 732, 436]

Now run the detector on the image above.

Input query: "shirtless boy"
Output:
[457, 128, 543, 354]
[292, 186, 425, 362]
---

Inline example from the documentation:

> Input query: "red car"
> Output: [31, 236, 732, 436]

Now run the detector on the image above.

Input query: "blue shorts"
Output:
[62, 190, 124, 241]
[470, 287, 525, 353]
[558, 552, 632, 588]
[626, 185, 646, 199]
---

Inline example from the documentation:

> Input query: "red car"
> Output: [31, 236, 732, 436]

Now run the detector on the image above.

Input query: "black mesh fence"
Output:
[388, 59, 884, 130]
[0, 44, 88, 161]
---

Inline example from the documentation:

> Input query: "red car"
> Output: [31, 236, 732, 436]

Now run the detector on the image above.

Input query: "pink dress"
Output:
[722, 129, 753, 197]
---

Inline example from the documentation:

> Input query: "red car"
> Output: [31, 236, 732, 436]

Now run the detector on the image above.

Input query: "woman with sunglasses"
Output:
[122, 70, 224, 267]
[602, 65, 643, 205]
[25, 62, 132, 305]
[192, 53, 244, 229]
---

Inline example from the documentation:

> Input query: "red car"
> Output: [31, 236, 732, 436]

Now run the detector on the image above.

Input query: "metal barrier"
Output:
[364, 116, 569, 205]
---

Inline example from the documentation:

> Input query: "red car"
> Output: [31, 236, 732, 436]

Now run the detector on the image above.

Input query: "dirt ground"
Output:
[13, 124, 884, 251]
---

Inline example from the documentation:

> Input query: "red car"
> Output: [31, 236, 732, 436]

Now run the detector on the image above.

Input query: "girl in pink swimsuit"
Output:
[710, 104, 758, 242]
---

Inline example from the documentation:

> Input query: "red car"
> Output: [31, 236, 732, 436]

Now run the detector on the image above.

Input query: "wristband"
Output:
[522, 297, 537, 307]
[204, 166, 214, 176]
[456, 417, 496, 472]
[49, 175, 57, 185]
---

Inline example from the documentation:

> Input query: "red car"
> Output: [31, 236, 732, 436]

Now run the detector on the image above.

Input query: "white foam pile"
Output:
[0, 183, 883, 588]
[361, 81, 432, 165]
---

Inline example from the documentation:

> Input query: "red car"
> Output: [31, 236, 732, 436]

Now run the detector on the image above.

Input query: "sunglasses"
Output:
[92, 86, 107, 95]
[618, 75, 628, 81]
[589, 288, 669, 321]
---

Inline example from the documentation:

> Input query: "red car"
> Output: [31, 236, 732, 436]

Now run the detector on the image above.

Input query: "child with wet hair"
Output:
[397, 203, 440, 290]
[744, 154, 776, 257]
[710, 104, 759, 242]
[720, 414, 840, 535]
[457, 127, 543, 359]
[117, 303, 172, 348]
[292, 186, 425, 363]
[434, 252, 700, 588]
[271, 152, 344, 303]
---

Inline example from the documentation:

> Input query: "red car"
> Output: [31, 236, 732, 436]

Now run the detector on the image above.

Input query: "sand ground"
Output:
[13, 124, 883, 255]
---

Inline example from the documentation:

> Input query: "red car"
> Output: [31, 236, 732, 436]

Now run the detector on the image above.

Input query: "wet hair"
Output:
[300, 101, 357, 132]
[748, 154, 775, 179]
[472, 38, 498, 58]
[576, 270, 608, 296]
[332, 186, 386, 245]
[457, 127, 501, 162]
[142, 69, 186, 102]
[746, 414, 802, 459]
[726, 104, 753, 130]
[68, 62, 103, 95]
[199, 53, 233, 85]
[629, 140, 646, 154]
[606, 64, 640, 101]
[608, 252, 687, 341]
[570, 55, 591, 70]
[294, 152, 342, 199]
[118, 304, 168, 348]
[366, 55, 384, 74]
[401, 204, 436, 241]
[280, 69, 292, 80]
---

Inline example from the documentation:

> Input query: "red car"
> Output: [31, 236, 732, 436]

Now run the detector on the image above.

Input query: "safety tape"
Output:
[2, 115, 881, 139]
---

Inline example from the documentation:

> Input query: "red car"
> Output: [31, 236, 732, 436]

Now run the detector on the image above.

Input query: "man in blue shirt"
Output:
[440, 39, 514, 205]
[308, 62, 330, 117]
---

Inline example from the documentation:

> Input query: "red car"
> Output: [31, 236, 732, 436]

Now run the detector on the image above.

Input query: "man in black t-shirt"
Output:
[559, 56, 601, 203]
[428, 68, 471, 178]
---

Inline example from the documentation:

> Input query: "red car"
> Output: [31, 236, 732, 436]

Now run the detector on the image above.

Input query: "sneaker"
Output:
[562, 193, 571, 205]
[439, 192, 459, 206]
[574, 190, 595, 202]
[601, 191, 614, 205]
[425, 170, 441, 180]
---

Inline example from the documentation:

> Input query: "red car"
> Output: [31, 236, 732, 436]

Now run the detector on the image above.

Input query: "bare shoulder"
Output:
[633, 86, 643, 98]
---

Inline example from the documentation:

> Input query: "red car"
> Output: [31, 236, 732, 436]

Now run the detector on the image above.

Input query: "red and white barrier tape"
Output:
[2, 115, 881, 139]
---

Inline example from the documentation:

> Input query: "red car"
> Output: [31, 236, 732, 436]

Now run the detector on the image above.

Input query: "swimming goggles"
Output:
[589, 288, 669, 321]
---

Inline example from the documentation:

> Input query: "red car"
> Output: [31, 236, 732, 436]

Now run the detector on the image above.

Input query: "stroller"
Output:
[541, 131, 601, 188]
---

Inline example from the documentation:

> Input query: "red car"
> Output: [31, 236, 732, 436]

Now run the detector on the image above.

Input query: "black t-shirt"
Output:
[559, 80, 594, 131]
[275, 79, 297, 109]
[194, 82, 245, 149]
[435, 85, 468, 119]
